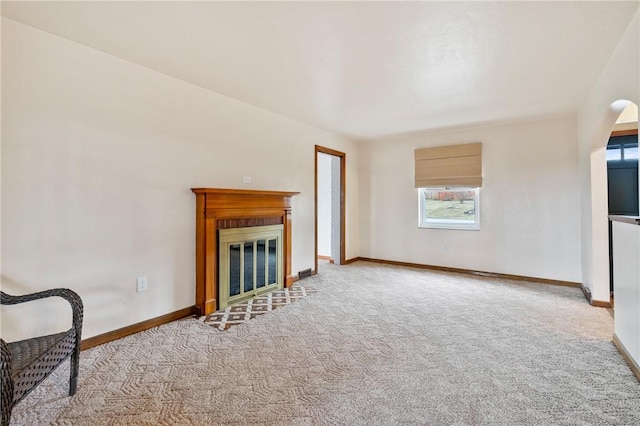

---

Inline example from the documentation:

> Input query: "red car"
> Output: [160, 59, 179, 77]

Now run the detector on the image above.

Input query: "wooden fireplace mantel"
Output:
[192, 188, 300, 316]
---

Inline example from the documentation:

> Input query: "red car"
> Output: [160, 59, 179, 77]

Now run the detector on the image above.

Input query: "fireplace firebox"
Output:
[218, 224, 283, 309]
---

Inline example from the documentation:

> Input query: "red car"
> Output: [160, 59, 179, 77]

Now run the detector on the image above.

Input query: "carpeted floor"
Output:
[9, 261, 640, 425]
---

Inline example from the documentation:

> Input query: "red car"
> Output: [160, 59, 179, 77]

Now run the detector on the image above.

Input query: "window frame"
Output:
[418, 187, 480, 231]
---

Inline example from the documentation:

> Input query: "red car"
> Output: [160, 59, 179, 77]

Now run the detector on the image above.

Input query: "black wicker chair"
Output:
[0, 289, 83, 426]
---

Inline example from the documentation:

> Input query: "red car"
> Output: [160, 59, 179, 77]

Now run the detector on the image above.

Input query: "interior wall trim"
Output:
[610, 129, 638, 137]
[354, 257, 582, 288]
[80, 307, 194, 350]
[580, 284, 613, 308]
[613, 334, 640, 382]
[590, 299, 613, 308]
[314, 145, 346, 272]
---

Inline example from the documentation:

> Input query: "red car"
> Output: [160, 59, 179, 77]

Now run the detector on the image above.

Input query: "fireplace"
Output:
[191, 188, 299, 315]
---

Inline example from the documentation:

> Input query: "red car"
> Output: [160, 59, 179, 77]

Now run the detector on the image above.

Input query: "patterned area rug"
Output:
[198, 284, 317, 330]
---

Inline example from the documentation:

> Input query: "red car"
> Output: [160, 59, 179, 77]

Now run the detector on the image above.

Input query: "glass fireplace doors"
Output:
[218, 224, 284, 309]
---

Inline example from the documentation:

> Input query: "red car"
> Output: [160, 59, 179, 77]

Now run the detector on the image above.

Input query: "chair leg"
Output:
[69, 349, 79, 396]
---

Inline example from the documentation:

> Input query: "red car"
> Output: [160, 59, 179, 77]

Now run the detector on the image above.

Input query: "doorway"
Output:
[590, 100, 638, 305]
[314, 145, 346, 274]
[607, 133, 639, 216]
[606, 130, 639, 295]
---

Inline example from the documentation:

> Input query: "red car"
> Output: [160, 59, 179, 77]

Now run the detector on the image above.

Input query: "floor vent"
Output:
[298, 268, 312, 280]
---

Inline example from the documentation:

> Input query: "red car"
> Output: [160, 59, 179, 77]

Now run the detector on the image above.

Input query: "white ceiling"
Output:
[2, 1, 638, 139]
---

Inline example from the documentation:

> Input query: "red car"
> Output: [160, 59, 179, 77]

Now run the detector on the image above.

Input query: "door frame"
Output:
[606, 128, 639, 295]
[314, 145, 346, 273]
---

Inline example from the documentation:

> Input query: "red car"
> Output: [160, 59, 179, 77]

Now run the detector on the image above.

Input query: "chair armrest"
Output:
[0, 289, 84, 341]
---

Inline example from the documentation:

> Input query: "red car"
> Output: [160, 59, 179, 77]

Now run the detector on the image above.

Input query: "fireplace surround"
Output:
[191, 188, 299, 315]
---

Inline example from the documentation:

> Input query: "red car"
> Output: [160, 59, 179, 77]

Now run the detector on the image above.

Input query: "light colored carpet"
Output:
[9, 261, 640, 425]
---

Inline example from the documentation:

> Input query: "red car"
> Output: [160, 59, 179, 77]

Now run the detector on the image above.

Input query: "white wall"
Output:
[577, 12, 639, 302]
[359, 115, 582, 282]
[317, 153, 332, 256]
[611, 220, 640, 368]
[0, 18, 359, 341]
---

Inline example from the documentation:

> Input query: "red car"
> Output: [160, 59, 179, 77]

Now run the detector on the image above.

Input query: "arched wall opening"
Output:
[589, 100, 638, 303]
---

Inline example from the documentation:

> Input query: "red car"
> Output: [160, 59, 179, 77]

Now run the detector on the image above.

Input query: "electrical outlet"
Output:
[242, 176, 252, 184]
[136, 276, 148, 292]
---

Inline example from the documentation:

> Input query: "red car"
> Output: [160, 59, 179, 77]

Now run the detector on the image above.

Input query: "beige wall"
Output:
[616, 103, 638, 124]
[359, 115, 582, 282]
[577, 12, 639, 303]
[0, 18, 359, 340]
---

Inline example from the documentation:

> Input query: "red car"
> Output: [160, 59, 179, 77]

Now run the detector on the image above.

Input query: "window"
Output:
[606, 143, 638, 161]
[419, 187, 480, 230]
[606, 145, 622, 161]
[624, 143, 638, 160]
[606, 134, 638, 161]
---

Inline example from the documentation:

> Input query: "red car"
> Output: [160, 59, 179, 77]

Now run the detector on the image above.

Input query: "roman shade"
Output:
[414, 142, 483, 188]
